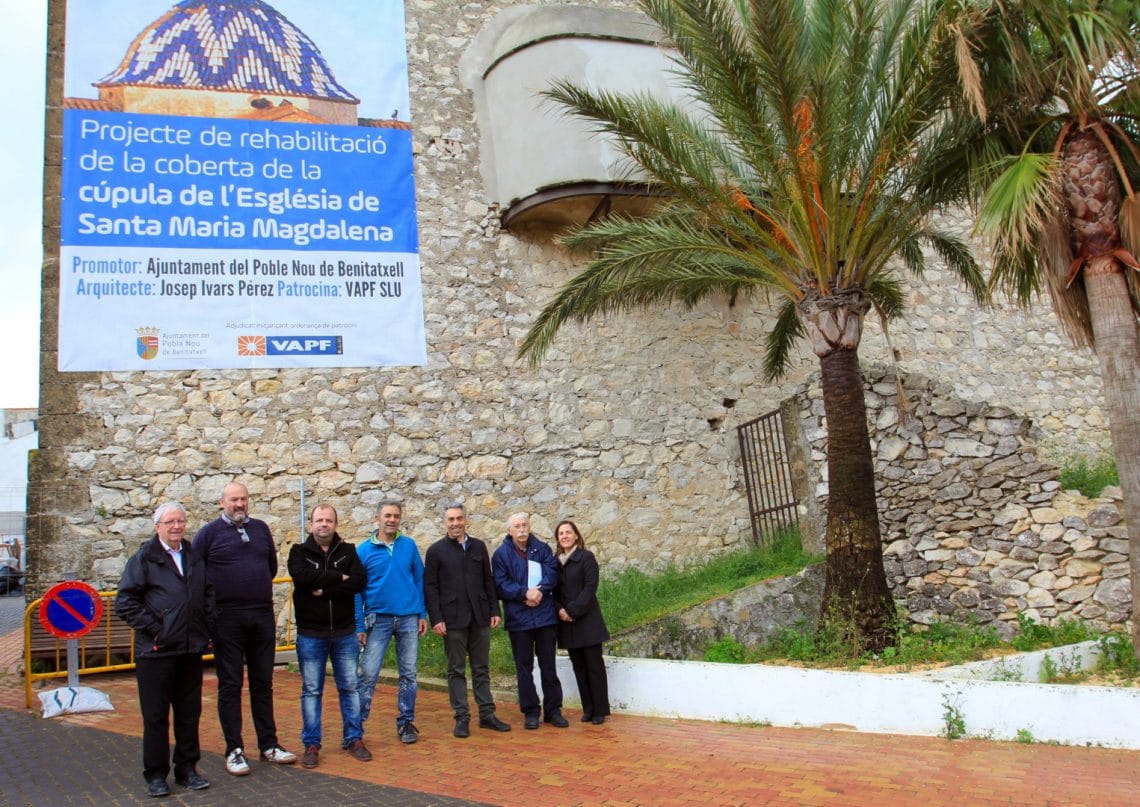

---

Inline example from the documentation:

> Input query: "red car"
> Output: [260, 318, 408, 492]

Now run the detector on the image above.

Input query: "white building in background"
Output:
[0, 408, 37, 578]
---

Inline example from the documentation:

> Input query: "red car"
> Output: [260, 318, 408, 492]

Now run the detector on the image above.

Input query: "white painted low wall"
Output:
[551, 650, 1140, 749]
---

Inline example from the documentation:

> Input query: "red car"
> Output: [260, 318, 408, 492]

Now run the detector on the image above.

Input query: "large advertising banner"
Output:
[59, 0, 426, 370]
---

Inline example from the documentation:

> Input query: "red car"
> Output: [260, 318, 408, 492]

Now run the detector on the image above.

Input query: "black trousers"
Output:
[508, 624, 563, 718]
[136, 653, 203, 782]
[442, 622, 495, 721]
[568, 644, 610, 718]
[213, 606, 279, 754]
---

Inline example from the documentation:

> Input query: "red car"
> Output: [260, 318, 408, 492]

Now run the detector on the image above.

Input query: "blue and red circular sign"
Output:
[38, 581, 104, 639]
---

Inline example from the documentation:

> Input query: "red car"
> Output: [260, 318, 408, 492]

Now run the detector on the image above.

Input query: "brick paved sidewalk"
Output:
[2, 626, 1139, 806]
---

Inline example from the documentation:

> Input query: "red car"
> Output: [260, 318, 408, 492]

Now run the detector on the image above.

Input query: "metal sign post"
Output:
[39, 580, 104, 687]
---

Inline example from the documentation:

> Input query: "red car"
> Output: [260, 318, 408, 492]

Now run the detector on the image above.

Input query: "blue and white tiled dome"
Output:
[96, 0, 359, 103]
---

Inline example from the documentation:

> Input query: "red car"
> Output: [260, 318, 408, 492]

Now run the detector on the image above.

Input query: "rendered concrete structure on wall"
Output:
[462, 6, 684, 226]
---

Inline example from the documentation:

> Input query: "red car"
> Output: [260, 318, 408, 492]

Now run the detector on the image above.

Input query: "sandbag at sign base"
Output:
[38, 686, 114, 718]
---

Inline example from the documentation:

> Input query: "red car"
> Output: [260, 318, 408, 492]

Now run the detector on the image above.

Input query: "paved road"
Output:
[0, 594, 24, 635]
[0, 707, 483, 806]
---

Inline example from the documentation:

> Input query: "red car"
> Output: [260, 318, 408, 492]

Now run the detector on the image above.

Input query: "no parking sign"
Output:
[38, 581, 104, 639]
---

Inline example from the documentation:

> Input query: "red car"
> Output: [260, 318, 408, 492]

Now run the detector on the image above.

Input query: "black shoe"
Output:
[580, 712, 593, 722]
[454, 718, 470, 738]
[545, 710, 569, 728]
[175, 770, 210, 790]
[479, 714, 512, 732]
[524, 713, 540, 730]
[147, 779, 171, 798]
[591, 714, 606, 725]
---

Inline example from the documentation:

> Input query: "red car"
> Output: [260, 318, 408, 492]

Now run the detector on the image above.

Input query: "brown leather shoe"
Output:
[345, 740, 372, 761]
[301, 745, 319, 769]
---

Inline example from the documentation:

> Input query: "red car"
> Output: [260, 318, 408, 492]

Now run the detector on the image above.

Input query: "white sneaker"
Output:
[225, 748, 250, 776]
[260, 745, 297, 764]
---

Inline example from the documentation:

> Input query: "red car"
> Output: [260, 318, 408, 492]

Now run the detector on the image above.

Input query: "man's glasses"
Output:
[237, 525, 250, 543]
[158, 519, 187, 526]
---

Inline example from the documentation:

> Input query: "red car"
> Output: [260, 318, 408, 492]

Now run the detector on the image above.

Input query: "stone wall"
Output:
[31, 0, 1112, 598]
[791, 366, 1131, 636]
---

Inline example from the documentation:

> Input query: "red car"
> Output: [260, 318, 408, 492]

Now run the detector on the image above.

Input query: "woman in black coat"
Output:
[553, 520, 610, 724]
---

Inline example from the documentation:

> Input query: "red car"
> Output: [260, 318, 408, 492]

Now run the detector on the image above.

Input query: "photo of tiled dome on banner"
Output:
[58, 0, 426, 371]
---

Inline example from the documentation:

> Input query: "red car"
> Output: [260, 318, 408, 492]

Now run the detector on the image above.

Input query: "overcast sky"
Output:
[0, 0, 47, 408]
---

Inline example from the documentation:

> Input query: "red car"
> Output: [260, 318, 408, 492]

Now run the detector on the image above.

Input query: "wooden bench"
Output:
[26, 608, 137, 670]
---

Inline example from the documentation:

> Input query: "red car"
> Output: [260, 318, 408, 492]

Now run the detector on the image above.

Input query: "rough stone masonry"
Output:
[30, 1, 1120, 637]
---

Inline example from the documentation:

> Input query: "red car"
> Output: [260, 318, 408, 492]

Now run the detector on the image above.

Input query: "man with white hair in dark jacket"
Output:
[117, 501, 215, 798]
[492, 512, 568, 730]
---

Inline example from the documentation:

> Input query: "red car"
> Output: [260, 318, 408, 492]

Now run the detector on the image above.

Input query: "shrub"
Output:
[1058, 453, 1119, 498]
[705, 636, 746, 664]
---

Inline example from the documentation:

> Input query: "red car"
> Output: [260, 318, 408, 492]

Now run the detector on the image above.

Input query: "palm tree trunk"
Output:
[816, 345, 896, 651]
[1084, 268, 1140, 656]
[1063, 129, 1140, 657]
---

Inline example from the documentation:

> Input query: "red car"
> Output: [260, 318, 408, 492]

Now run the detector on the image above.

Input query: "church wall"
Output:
[30, 0, 1107, 598]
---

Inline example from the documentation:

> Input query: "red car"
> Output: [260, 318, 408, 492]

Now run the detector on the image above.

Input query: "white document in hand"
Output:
[527, 560, 542, 588]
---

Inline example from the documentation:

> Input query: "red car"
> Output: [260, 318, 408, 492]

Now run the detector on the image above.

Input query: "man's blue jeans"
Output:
[296, 632, 362, 749]
[358, 614, 419, 729]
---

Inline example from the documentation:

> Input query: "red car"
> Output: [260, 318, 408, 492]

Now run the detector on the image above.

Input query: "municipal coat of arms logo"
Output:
[136, 327, 160, 360]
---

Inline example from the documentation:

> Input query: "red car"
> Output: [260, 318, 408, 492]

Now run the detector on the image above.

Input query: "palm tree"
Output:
[963, 0, 1140, 652]
[518, 0, 988, 651]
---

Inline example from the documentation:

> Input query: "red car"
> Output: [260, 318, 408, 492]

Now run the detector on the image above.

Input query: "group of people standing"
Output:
[115, 484, 610, 798]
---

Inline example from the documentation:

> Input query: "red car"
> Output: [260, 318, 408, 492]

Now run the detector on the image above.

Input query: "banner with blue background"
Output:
[59, 0, 425, 370]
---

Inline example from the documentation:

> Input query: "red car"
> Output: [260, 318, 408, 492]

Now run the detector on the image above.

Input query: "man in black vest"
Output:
[423, 502, 511, 738]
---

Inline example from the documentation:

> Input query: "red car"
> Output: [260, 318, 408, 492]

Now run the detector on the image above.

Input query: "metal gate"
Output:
[737, 409, 798, 544]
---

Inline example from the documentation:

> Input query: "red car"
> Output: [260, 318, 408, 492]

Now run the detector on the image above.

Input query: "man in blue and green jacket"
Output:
[355, 499, 428, 744]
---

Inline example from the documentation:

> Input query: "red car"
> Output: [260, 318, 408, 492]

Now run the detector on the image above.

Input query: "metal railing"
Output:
[24, 577, 296, 709]
[737, 409, 799, 544]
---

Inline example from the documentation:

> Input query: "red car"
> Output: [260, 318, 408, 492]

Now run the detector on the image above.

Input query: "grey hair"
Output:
[506, 512, 530, 530]
[442, 500, 466, 517]
[376, 498, 403, 514]
[153, 502, 187, 525]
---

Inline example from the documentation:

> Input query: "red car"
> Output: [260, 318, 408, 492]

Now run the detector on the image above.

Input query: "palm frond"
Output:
[975, 153, 1061, 254]
[865, 274, 906, 320]
[923, 229, 987, 303]
[520, 214, 786, 367]
[762, 300, 805, 382]
[523, 0, 996, 374]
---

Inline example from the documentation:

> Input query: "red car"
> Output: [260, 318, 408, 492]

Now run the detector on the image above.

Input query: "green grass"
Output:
[1093, 632, 1140, 680]
[398, 626, 515, 684]
[746, 612, 1107, 670]
[596, 530, 820, 634]
[1009, 612, 1096, 651]
[396, 530, 818, 682]
[1057, 453, 1119, 497]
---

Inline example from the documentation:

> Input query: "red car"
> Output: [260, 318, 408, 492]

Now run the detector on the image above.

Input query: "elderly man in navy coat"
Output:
[492, 513, 568, 729]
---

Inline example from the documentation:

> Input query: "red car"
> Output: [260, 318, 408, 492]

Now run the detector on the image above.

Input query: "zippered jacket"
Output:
[354, 532, 426, 632]
[492, 534, 559, 632]
[116, 535, 215, 658]
[287, 533, 366, 638]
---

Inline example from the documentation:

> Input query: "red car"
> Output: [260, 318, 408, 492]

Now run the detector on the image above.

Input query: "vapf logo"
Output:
[237, 335, 266, 356]
[136, 327, 159, 360]
[237, 335, 343, 356]
[266, 335, 344, 355]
